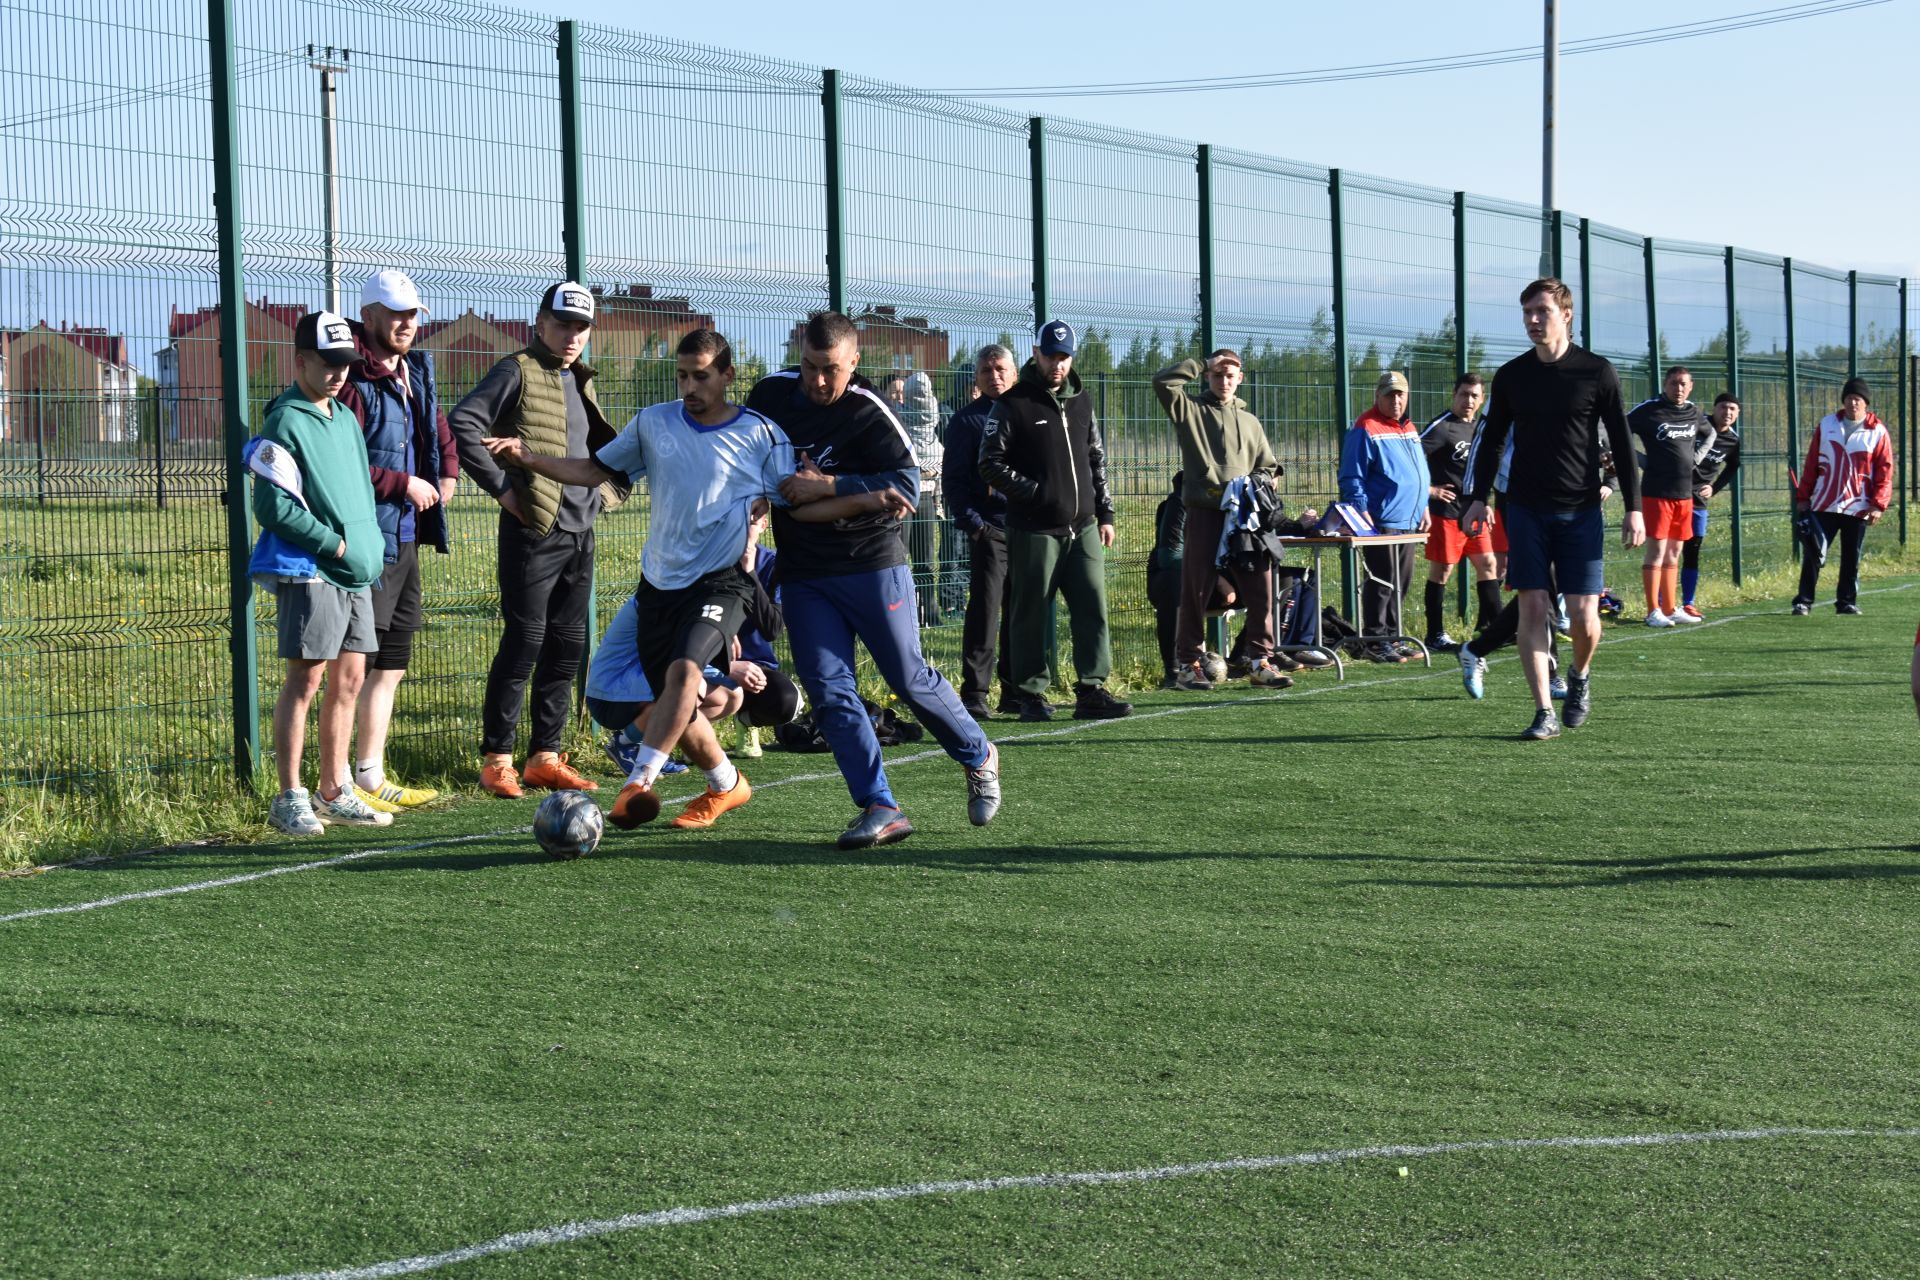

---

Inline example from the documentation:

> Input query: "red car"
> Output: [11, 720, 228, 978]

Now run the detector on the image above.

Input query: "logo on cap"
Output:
[1037, 319, 1077, 355]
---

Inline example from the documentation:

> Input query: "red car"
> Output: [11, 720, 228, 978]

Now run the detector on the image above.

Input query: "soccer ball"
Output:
[1203, 650, 1228, 684]
[533, 791, 604, 861]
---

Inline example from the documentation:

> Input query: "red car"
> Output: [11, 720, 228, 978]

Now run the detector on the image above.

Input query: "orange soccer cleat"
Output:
[522, 753, 599, 792]
[478, 760, 523, 799]
[670, 772, 752, 830]
[610, 781, 662, 829]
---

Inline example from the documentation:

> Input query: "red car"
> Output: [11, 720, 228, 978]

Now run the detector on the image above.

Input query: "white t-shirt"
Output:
[595, 401, 795, 590]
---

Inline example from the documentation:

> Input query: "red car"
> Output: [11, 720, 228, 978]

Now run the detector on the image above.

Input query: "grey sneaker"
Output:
[315, 786, 394, 827]
[838, 803, 913, 850]
[1520, 708, 1562, 741]
[1458, 646, 1485, 700]
[966, 743, 1001, 827]
[268, 787, 324, 837]
[1562, 673, 1592, 727]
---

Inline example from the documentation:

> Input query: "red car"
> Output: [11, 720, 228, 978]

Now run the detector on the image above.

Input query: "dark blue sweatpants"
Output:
[784, 563, 990, 810]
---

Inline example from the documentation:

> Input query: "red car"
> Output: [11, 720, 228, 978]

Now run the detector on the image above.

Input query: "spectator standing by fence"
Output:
[1791, 378, 1893, 616]
[335, 269, 458, 812]
[449, 282, 627, 798]
[944, 344, 1018, 719]
[1339, 370, 1431, 663]
[1678, 393, 1741, 620]
[1627, 365, 1711, 627]
[980, 321, 1131, 722]
[1418, 373, 1499, 651]
[901, 370, 947, 627]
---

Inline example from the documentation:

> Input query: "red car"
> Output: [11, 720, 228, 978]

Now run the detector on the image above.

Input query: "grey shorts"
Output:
[276, 580, 378, 660]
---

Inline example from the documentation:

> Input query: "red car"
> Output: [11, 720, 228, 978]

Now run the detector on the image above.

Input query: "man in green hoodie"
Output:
[252, 311, 391, 836]
[978, 320, 1131, 722]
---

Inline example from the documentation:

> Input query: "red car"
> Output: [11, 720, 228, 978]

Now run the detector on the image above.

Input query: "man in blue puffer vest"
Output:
[335, 269, 460, 812]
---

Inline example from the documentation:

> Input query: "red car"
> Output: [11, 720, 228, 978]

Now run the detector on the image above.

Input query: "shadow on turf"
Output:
[1320, 843, 1920, 890]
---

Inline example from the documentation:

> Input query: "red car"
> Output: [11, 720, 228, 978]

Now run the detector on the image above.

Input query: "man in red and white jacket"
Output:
[1791, 377, 1893, 616]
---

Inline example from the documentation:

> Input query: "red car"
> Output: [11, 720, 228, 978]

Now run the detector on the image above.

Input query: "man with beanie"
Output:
[249, 311, 391, 835]
[980, 320, 1132, 722]
[335, 268, 458, 812]
[1418, 372, 1499, 651]
[449, 281, 628, 798]
[1339, 370, 1432, 662]
[1791, 377, 1893, 616]
[1678, 392, 1742, 619]
[1152, 348, 1292, 690]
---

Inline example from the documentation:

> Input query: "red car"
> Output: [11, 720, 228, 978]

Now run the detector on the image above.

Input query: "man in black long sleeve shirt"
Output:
[1459, 277, 1644, 739]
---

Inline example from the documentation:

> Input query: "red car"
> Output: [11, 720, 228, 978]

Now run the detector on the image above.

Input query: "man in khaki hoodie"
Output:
[1152, 349, 1288, 690]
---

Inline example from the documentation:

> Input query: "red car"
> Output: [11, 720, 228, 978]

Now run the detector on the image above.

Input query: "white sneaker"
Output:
[1676, 605, 1705, 623]
[1645, 610, 1675, 628]
[268, 787, 324, 836]
[314, 786, 394, 827]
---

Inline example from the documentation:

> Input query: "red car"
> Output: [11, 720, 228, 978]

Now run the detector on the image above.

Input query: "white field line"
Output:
[7, 583, 1909, 927]
[256, 1125, 1920, 1280]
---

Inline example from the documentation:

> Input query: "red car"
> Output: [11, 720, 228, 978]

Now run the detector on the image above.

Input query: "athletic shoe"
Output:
[1225, 656, 1253, 680]
[1292, 648, 1336, 670]
[602, 734, 642, 776]
[838, 803, 913, 849]
[1549, 674, 1568, 700]
[995, 694, 1023, 716]
[1364, 642, 1405, 664]
[523, 754, 598, 791]
[966, 742, 1001, 827]
[478, 760, 523, 799]
[1678, 604, 1705, 622]
[1426, 632, 1461, 653]
[1458, 647, 1485, 700]
[352, 785, 402, 815]
[1553, 607, 1572, 634]
[268, 787, 324, 837]
[961, 699, 992, 721]
[1017, 696, 1055, 722]
[1157, 674, 1181, 690]
[1790, 603, 1810, 616]
[610, 782, 661, 829]
[314, 787, 393, 827]
[1644, 609, 1675, 628]
[1248, 659, 1294, 689]
[1562, 673, 1592, 728]
[661, 758, 689, 775]
[1073, 685, 1133, 720]
[739, 725, 763, 759]
[1836, 603, 1862, 616]
[1264, 649, 1303, 672]
[1393, 641, 1425, 661]
[671, 771, 751, 830]
[1174, 661, 1213, 691]
[366, 778, 437, 807]
[1520, 708, 1562, 741]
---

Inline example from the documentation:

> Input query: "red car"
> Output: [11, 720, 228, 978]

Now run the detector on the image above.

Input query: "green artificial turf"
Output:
[2, 584, 1917, 1277]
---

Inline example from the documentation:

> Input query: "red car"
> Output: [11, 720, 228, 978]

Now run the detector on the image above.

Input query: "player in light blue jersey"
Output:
[484, 329, 795, 832]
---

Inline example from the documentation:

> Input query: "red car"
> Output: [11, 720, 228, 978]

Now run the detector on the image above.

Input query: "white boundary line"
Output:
[256, 1125, 1920, 1279]
[7, 583, 1909, 928]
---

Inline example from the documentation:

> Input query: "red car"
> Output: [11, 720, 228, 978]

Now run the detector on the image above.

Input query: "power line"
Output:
[927, 0, 1889, 98]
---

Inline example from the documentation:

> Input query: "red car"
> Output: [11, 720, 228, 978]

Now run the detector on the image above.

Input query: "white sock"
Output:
[354, 759, 383, 790]
[704, 759, 739, 795]
[630, 745, 669, 789]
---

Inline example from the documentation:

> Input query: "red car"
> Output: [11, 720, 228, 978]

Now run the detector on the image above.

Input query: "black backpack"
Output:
[774, 698, 926, 752]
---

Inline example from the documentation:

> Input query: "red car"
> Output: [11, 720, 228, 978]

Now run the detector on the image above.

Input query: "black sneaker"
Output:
[1790, 603, 1811, 616]
[1836, 603, 1862, 615]
[1292, 648, 1336, 669]
[1426, 632, 1461, 653]
[1224, 656, 1253, 680]
[1520, 708, 1562, 740]
[1562, 672, 1591, 727]
[1017, 696, 1055, 722]
[996, 693, 1023, 716]
[961, 699, 992, 722]
[1073, 684, 1133, 720]
[1264, 649, 1303, 672]
[1364, 642, 1405, 665]
[838, 803, 914, 849]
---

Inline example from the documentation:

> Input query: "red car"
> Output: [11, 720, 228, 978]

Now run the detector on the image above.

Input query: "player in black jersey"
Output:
[1461, 278, 1643, 740]
[1679, 393, 1741, 620]
[1627, 366, 1712, 627]
[1418, 373, 1500, 650]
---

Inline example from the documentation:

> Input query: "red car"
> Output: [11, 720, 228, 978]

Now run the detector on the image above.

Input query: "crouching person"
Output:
[248, 311, 392, 835]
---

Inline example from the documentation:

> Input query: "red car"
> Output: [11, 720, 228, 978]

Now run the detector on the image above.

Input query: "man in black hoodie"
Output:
[979, 321, 1131, 722]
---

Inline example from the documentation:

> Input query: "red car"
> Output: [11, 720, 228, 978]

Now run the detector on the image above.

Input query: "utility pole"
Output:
[308, 44, 350, 313]
[1541, 0, 1558, 276]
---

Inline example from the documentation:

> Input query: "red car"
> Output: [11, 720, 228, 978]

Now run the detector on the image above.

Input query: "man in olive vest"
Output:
[449, 281, 628, 798]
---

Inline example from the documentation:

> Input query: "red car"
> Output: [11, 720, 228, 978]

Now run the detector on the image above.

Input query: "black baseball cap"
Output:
[294, 310, 358, 367]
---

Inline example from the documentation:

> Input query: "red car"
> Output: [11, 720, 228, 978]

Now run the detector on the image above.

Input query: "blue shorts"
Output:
[1503, 501, 1605, 596]
[1691, 505, 1709, 539]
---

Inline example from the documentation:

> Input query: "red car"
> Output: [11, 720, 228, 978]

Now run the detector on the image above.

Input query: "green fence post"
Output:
[1900, 278, 1909, 545]
[208, 0, 258, 788]
[1725, 245, 1742, 584]
[1329, 168, 1357, 620]
[1578, 217, 1592, 351]
[823, 69, 846, 315]
[1028, 115, 1057, 683]
[1197, 143, 1227, 656]
[557, 21, 597, 692]
[1453, 191, 1469, 622]
[1847, 269, 1858, 383]
[1785, 259, 1800, 565]
[1644, 235, 1660, 397]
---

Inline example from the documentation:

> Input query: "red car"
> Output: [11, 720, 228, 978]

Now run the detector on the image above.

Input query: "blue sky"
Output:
[550, 0, 1916, 281]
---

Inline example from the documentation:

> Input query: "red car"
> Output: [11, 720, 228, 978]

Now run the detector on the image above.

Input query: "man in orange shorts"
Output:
[1419, 373, 1502, 651]
[1628, 365, 1712, 627]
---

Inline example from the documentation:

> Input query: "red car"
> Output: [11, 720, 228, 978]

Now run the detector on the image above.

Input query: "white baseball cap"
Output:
[360, 268, 429, 316]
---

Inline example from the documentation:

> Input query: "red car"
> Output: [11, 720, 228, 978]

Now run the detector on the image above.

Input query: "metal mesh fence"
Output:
[0, 0, 1910, 791]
